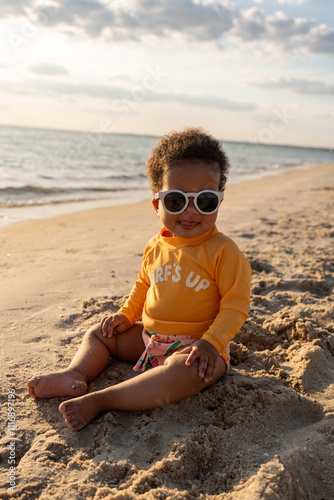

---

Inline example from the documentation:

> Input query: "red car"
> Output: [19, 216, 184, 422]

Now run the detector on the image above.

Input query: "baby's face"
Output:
[152, 160, 222, 239]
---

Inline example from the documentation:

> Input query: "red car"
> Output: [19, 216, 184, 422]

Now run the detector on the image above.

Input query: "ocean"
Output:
[0, 124, 333, 228]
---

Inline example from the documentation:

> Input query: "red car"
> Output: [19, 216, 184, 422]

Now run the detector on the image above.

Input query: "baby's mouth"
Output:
[179, 220, 198, 229]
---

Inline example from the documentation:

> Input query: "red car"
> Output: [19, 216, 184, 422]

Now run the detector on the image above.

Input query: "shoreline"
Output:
[1, 162, 333, 498]
[0, 162, 330, 229]
[0, 188, 152, 230]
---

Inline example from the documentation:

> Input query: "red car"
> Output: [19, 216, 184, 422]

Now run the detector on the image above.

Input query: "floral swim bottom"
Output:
[133, 329, 230, 373]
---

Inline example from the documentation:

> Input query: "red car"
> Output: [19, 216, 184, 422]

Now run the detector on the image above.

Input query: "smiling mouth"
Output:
[179, 220, 198, 229]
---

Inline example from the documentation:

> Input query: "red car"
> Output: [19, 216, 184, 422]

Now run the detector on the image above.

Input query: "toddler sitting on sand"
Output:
[27, 127, 251, 430]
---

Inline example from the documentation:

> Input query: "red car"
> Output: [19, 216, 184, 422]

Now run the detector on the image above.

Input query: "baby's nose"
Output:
[185, 197, 198, 213]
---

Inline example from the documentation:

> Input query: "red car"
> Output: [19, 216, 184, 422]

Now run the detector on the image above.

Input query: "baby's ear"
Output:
[152, 198, 160, 213]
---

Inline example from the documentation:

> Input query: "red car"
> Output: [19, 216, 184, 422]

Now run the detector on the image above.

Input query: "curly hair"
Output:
[146, 127, 229, 193]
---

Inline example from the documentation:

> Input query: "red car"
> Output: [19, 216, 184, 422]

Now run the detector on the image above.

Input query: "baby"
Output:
[27, 127, 251, 430]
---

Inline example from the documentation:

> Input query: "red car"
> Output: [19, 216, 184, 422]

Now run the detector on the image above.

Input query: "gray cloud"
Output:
[149, 91, 256, 111]
[250, 77, 334, 95]
[2, 0, 334, 55]
[3, 78, 257, 111]
[29, 63, 69, 75]
[17, 0, 233, 42]
[223, 7, 333, 55]
[278, 0, 310, 4]
[2, 0, 27, 17]
[229, 7, 316, 51]
[307, 25, 334, 54]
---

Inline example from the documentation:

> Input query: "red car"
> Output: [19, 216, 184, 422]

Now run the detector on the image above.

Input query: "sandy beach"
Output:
[1, 164, 333, 499]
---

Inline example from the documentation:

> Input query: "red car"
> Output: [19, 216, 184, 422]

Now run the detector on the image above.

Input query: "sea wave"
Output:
[0, 186, 67, 196]
[0, 184, 145, 196]
[0, 187, 151, 208]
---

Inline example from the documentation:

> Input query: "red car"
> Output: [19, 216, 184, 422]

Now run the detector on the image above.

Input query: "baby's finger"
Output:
[106, 318, 117, 337]
[100, 316, 109, 335]
[203, 357, 215, 383]
[102, 316, 115, 337]
[198, 356, 208, 380]
[185, 346, 200, 366]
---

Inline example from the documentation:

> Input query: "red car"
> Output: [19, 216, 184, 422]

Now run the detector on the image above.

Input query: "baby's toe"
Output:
[27, 377, 39, 398]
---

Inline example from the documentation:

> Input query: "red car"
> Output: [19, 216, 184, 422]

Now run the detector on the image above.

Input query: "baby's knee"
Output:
[164, 352, 198, 374]
[86, 323, 103, 339]
[85, 323, 117, 355]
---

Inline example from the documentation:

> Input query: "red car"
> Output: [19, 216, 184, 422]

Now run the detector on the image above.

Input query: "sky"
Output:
[0, 0, 333, 148]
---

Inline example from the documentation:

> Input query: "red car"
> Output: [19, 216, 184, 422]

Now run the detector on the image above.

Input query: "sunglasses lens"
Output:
[163, 191, 187, 213]
[197, 192, 219, 213]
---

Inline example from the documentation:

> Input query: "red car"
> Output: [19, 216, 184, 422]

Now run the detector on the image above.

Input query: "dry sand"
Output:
[0, 164, 333, 499]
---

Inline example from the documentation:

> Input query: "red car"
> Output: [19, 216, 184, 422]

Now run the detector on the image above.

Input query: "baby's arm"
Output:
[100, 314, 132, 338]
[202, 239, 251, 358]
[100, 244, 150, 339]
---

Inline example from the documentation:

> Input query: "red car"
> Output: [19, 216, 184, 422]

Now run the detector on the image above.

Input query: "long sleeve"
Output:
[117, 246, 151, 324]
[117, 271, 150, 324]
[202, 239, 251, 355]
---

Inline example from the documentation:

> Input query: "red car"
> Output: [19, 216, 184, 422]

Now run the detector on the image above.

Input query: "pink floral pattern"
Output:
[133, 330, 230, 373]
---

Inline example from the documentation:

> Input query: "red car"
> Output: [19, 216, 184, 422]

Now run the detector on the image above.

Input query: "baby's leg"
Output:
[27, 323, 144, 399]
[59, 352, 227, 430]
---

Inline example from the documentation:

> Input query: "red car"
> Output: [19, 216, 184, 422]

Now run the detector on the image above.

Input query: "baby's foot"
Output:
[27, 370, 87, 399]
[59, 392, 105, 430]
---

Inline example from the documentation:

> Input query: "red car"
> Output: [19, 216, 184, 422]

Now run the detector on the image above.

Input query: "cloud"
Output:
[29, 63, 69, 75]
[250, 77, 334, 96]
[153, 91, 256, 111]
[3, 77, 257, 111]
[306, 24, 334, 54]
[278, 0, 310, 4]
[227, 7, 334, 55]
[2, 0, 27, 17]
[2, 0, 334, 55]
[21, 0, 233, 42]
[230, 8, 312, 42]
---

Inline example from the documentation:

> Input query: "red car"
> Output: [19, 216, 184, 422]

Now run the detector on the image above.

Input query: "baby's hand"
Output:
[100, 314, 131, 338]
[184, 339, 219, 383]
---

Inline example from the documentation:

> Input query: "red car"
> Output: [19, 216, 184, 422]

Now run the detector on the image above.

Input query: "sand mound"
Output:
[2, 257, 333, 499]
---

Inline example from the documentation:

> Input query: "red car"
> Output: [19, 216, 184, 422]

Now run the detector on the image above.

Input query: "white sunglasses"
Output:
[154, 189, 224, 215]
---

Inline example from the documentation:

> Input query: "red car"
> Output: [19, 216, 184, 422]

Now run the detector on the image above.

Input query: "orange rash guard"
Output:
[118, 225, 251, 359]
